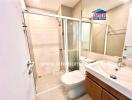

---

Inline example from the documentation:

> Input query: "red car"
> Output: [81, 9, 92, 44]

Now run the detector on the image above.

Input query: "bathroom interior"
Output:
[24, 0, 132, 99]
[1, 0, 132, 100]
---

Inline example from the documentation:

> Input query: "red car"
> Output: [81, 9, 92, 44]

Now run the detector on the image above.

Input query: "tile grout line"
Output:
[36, 84, 62, 96]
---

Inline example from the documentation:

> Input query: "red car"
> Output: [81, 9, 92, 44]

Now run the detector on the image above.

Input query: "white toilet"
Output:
[61, 57, 95, 98]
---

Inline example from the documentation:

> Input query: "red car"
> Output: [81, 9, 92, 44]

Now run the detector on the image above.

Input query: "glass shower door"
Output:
[64, 19, 80, 72]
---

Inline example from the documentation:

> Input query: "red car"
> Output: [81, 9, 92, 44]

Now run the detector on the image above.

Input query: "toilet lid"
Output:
[61, 70, 85, 85]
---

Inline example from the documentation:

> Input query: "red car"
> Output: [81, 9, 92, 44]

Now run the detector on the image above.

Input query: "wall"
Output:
[59, 0, 81, 18]
[26, 8, 60, 76]
[0, 0, 35, 100]
[72, 1, 82, 19]
[61, 5, 72, 17]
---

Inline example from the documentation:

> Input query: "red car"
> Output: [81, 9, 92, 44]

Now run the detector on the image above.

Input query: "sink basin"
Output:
[117, 67, 132, 87]
[85, 60, 132, 99]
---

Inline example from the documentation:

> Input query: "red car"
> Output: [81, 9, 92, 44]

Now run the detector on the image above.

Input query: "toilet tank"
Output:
[79, 56, 95, 75]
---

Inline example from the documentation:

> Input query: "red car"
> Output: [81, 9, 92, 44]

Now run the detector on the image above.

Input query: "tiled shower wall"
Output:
[26, 8, 60, 76]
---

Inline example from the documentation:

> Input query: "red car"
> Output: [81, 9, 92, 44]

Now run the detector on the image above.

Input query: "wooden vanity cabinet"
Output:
[85, 77, 102, 100]
[102, 90, 117, 100]
[85, 72, 130, 100]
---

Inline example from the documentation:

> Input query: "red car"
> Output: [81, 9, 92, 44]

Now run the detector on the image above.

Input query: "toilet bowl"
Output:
[61, 70, 85, 98]
[61, 57, 95, 98]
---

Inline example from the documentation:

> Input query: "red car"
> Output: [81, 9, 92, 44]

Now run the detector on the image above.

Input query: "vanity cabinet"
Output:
[102, 90, 117, 100]
[85, 77, 102, 100]
[85, 72, 130, 100]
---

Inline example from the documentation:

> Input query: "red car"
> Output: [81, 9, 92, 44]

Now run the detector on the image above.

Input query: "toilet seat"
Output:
[61, 70, 85, 86]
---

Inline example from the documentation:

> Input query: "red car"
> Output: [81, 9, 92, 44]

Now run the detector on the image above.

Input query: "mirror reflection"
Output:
[81, 0, 132, 59]
[81, 22, 91, 51]
[106, 26, 126, 57]
[91, 23, 106, 54]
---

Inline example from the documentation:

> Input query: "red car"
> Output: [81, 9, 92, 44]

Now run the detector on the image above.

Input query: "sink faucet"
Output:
[117, 56, 126, 68]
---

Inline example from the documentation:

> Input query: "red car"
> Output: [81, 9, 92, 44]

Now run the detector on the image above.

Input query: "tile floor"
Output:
[36, 72, 92, 100]
[36, 86, 91, 100]
[36, 72, 62, 93]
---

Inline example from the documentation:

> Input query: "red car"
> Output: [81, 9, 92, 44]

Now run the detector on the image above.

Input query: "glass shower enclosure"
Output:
[63, 19, 81, 72]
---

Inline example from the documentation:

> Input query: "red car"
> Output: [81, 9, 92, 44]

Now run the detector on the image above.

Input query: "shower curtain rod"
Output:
[23, 10, 81, 21]
[23, 10, 109, 26]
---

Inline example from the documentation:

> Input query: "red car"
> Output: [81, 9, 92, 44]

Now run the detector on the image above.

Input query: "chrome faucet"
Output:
[117, 56, 126, 68]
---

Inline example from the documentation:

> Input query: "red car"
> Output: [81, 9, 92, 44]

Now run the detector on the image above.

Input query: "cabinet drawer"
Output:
[85, 77, 102, 100]
[102, 89, 117, 100]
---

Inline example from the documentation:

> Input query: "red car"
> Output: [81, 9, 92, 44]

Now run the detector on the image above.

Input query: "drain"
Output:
[110, 75, 117, 79]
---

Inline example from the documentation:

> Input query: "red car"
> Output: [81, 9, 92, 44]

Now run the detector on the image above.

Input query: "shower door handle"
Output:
[27, 61, 34, 75]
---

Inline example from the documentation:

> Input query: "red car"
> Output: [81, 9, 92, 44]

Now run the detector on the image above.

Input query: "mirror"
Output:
[91, 23, 107, 54]
[106, 26, 125, 57]
[80, 21, 91, 57]
[80, 21, 107, 55]
[81, 22, 91, 51]
[81, 0, 132, 58]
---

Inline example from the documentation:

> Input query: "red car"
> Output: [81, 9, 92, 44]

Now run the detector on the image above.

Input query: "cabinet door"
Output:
[85, 77, 102, 100]
[102, 90, 117, 100]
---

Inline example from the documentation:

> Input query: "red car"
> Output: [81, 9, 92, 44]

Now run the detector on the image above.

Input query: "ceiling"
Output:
[25, 0, 129, 13]
[25, 0, 80, 12]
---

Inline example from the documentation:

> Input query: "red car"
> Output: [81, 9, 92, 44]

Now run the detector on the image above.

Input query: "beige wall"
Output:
[72, 1, 82, 19]
[61, 5, 72, 17]
[59, 0, 81, 18]
[26, 8, 60, 76]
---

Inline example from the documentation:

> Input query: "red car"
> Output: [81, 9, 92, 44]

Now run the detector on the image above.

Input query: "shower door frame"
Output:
[63, 19, 81, 72]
